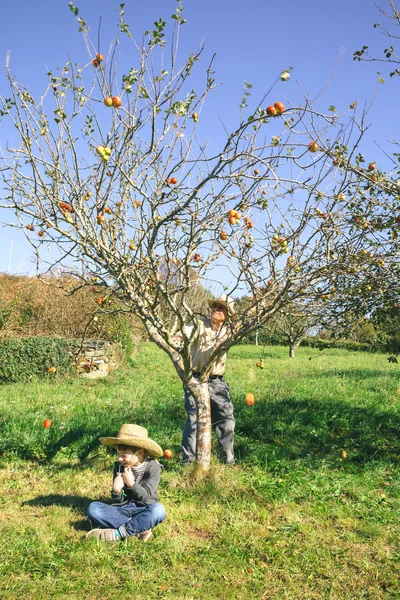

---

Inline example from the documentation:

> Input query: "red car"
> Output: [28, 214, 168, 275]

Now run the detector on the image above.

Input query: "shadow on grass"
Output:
[2, 390, 399, 472]
[22, 493, 92, 514]
[235, 395, 400, 469]
[300, 368, 400, 381]
[44, 426, 102, 461]
[22, 495, 94, 530]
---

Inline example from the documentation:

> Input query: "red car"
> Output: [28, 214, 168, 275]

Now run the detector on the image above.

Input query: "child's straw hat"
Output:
[99, 424, 163, 457]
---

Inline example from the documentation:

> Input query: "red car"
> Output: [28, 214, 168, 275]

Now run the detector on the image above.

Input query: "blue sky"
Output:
[0, 0, 398, 275]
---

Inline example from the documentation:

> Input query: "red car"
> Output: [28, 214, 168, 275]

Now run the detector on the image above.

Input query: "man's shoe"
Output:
[137, 529, 153, 542]
[85, 528, 121, 542]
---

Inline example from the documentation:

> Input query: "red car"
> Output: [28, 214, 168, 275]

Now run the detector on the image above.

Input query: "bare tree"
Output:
[1, 3, 399, 471]
[265, 306, 321, 359]
[354, 0, 400, 78]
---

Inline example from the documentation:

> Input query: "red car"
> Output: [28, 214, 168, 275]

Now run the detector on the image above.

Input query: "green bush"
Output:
[0, 337, 75, 384]
[300, 337, 385, 353]
[244, 331, 285, 346]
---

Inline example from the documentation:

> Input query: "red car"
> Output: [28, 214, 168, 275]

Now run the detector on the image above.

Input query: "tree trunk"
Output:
[186, 378, 212, 473]
[289, 342, 300, 358]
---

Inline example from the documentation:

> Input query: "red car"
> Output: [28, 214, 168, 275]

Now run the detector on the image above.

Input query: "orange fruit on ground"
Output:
[43, 419, 52, 428]
[245, 393, 255, 406]
[164, 449, 173, 459]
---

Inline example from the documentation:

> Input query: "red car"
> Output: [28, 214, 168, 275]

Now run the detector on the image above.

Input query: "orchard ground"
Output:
[0, 344, 399, 599]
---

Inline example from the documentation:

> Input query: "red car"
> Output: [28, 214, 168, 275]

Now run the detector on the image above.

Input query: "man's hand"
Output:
[121, 467, 134, 488]
[112, 473, 124, 494]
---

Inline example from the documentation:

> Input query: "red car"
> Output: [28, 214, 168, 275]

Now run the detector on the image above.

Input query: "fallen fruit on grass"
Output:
[245, 392, 255, 406]
[47, 366, 56, 373]
[341, 450, 347, 459]
[164, 449, 173, 459]
[43, 419, 52, 429]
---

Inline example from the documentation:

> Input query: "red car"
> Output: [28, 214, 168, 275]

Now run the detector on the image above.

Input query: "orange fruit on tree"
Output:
[112, 96, 122, 108]
[274, 101, 285, 114]
[266, 105, 277, 117]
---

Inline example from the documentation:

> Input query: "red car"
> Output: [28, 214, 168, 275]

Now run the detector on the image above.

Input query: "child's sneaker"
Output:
[137, 529, 152, 542]
[85, 528, 121, 542]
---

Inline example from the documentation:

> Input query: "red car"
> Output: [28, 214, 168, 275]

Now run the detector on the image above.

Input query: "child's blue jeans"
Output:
[87, 501, 166, 539]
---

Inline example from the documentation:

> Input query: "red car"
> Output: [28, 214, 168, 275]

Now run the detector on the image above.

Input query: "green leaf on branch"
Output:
[68, 2, 78, 16]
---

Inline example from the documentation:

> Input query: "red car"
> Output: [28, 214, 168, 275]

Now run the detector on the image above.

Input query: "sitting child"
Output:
[86, 424, 166, 542]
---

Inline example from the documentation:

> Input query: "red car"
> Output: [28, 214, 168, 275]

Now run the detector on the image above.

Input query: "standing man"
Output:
[180, 295, 236, 466]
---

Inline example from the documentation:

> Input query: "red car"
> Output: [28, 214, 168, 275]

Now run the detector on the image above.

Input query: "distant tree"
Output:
[267, 306, 322, 358]
[372, 303, 400, 351]
[349, 319, 377, 344]
[1, 3, 399, 471]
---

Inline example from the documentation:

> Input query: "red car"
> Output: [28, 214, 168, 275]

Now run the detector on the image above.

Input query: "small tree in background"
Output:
[1, 3, 399, 471]
[266, 307, 322, 358]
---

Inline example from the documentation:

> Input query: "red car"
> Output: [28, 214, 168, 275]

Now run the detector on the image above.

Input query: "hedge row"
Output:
[300, 337, 377, 352]
[244, 333, 399, 354]
[0, 337, 76, 384]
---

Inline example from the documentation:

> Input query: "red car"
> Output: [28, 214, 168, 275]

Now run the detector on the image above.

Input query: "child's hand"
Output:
[122, 467, 134, 488]
[112, 473, 124, 494]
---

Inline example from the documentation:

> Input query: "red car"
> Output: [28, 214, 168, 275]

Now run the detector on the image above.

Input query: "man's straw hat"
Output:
[99, 424, 163, 457]
[208, 294, 235, 317]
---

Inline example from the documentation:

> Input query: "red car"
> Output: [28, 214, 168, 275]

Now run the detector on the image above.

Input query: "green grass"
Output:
[0, 344, 399, 599]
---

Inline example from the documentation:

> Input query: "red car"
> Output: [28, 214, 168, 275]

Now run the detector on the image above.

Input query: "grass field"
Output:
[0, 343, 399, 599]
